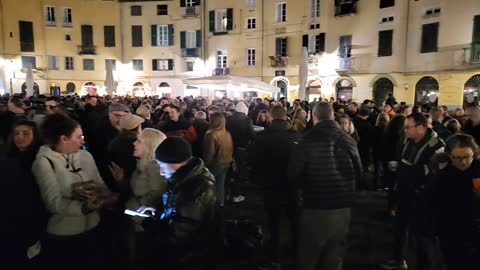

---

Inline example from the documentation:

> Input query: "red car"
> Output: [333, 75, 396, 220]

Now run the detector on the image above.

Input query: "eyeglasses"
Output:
[450, 153, 474, 162]
[403, 125, 419, 130]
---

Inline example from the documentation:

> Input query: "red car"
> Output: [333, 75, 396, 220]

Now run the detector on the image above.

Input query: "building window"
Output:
[63, 8, 72, 27]
[247, 48, 256, 66]
[303, 33, 325, 54]
[381, 16, 394, 23]
[132, 25, 143, 47]
[378, 30, 393, 57]
[311, 0, 320, 18]
[133, 59, 143, 71]
[21, 56, 36, 69]
[65, 56, 74, 70]
[310, 23, 320, 29]
[19, 21, 35, 52]
[380, 0, 395, 9]
[421, 22, 439, 53]
[185, 31, 196, 48]
[131, 5, 142, 16]
[425, 8, 441, 17]
[185, 0, 196, 7]
[209, 9, 233, 33]
[48, 56, 59, 70]
[216, 9, 228, 32]
[105, 59, 116, 71]
[186, 62, 194, 72]
[65, 34, 71, 41]
[275, 37, 288, 57]
[276, 3, 287, 22]
[217, 50, 227, 68]
[151, 24, 173, 46]
[247, 18, 256, 29]
[83, 59, 94, 71]
[45, 6, 56, 26]
[157, 5, 168, 15]
[152, 59, 173, 71]
[104, 26, 116, 47]
[246, 0, 256, 9]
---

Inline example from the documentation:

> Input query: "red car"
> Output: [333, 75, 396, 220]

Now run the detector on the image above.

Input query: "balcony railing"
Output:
[269, 56, 288, 67]
[337, 57, 352, 71]
[182, 48, 200, 58]
[184, 6, 198, 17]
[471, 43, 480, 64]
[213, 68, 230, 76]
[78, 45, 97, 55]
[335, 0, 358, 17]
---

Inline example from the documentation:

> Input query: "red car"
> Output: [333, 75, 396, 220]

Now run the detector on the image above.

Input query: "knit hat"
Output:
[119, 114, 144, 130]
[235, 102, 249, 115]
[155, 137, 192, 164]
[109, 103, 131, 113]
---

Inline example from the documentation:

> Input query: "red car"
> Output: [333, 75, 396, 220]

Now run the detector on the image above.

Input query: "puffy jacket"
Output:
[143, 158, 218, 269]
[288, 120, 363, 209]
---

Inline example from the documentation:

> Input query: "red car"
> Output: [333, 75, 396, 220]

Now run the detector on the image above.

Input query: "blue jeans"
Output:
[209, 163, 230, 207]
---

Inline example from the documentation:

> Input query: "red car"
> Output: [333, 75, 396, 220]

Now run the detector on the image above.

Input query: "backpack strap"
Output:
[44, 157, 55, 172]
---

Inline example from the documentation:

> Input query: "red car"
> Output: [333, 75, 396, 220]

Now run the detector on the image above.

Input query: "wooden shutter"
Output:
[151, 25, 157, 46]
[302, 34, 308, 48]
[82, 25, 94, 46]
[275, 38, 282, 56]
[132, 25, 143, 47]
[209, 11, 215, 32]
[152, 59, 158, 71]
[180, 0, 185, 7]
[168, 59, 174, 70]
[282, 37, 288, 57]
[226, 8, 233, 31]
[421, 23, 439, 53]
[19, 21, 35, 52]
[378, 30, 393, 56]
[473, 15, 480, 43]
[180, 31, 186, 49]
[104, 26, 115, 47]
[196, 30, 202, 48]
[168, 24, 174, 46]
[194, 0, 201, 6]
[315, 33, 325, 53]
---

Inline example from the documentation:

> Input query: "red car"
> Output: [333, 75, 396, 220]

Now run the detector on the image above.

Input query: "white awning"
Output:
[183, 75, 279, 93]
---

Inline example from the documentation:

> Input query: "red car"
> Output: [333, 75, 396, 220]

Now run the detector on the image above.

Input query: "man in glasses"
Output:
[381, 113, 445, 270]
[45, 96, 60, 114]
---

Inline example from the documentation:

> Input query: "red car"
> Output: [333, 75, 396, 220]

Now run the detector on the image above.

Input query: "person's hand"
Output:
[82, 198, 104, 214]
[108, 162, 124, 182]
[387, 161, 399, 172]
[136, 206, 157, 216]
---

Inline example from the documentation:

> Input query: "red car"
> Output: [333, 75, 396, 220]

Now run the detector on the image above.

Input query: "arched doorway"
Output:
[133, 82, 144, 97]
[276, 80, 287, 99]
[83, 82, 97, 96]
[336, 79, 353, 102]
[415, 76, 439, 107]
[464, 74, 480, 108]
[50, 82, 61, 96]
[66, 82, 76, 94]
[307, 80, 321, 102]
[21, 82, 39, 96]
[158, 82, 171, 97]
[373, 78, 394, 108]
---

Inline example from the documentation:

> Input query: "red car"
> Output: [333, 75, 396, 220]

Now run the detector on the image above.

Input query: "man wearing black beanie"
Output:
[132, 137, 220, 270]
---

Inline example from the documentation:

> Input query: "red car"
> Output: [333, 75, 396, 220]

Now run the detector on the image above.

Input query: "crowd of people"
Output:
[0, 92, 479, 270]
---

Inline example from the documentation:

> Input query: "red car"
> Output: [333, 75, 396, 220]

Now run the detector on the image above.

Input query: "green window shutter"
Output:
[473, 15, 480, 43]
[194, 0, 201, 6]
[316, 33, 325, 53]
[196, 30, 202, 48]
[378, 30, 393, 57]
[275, 38, 281, 56]
[302, 34, 308, 48]
[421, 23, 439, 53]
[209, 11, 215, 32]
[151, 25, 157, 46]
[152, 59, 157, 70]
[180, 31, 186, 49]
[168, 24, 174, 46]
[226, 8, 233, 31]
[283, 37, 288, 57]
[168, 59, 174, 70]
[180, 0, 185, 8]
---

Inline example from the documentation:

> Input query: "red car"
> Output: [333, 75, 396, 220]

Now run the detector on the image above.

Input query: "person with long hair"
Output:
[32, 113, 115, 270]
[203, 112, 233, 207]
[338, 114, 360, 143]
[432, 134, 480, 270]
[256, 109, 272, 128]
[292, 108, 307, 132]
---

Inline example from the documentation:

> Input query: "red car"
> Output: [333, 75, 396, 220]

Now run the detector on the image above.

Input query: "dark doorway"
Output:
[464, 74, 480, 108]
[373, 78, 394, 108]
[336, 79, 353, 102]
[276, 80, 287, 99]
[415, 76, 439, 108]
[21, 82, 39, 96]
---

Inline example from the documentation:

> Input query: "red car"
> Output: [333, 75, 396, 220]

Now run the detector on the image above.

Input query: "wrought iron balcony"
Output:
[182, 48, 200, 58]
[471, 43, 480, 64]
[269, 56, 288, 67]
[184, 6, 198, 17]
[213, 67, 230, 76]
[78, 45, 97, 55]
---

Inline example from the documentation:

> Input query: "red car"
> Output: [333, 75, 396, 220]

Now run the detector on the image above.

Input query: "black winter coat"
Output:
[288, 120, 363, 209]
[143, 158, 219, 270]
[226, 112, 255, 149]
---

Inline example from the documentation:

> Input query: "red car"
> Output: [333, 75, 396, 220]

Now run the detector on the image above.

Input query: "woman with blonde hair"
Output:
[292, 108, 307, 132]
[203, 112, 233, 207]
[338, 114, 360, 143]
[256, 109, 272, 128]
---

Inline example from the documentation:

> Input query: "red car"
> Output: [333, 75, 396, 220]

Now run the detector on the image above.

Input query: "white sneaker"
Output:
[232, 195, 245, 203]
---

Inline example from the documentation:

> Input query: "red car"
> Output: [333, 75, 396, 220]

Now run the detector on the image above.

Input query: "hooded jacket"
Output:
[32, 146, 108, 236]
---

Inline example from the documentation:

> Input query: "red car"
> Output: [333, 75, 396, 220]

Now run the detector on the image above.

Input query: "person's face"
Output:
[299, 110, 307, 119]
[133, 135, 145, 159]
[61, 127, 84, 154]
[14, 125, 34, 151]
[450, 147, 475, 171]
[455, 110, 464, 117]
[259, 112, 267, 121]
[158, 161, 177, 179]
[45, 100, 58, 114]
[339, 119, 350, 132]
[109, 111, 129, 127]
[160, 99, 169, 106]
[404, 118, 424, 140]
[403, 107, 412, 116]
[383, 105, 392, 113]
[347, 104, 357, 113]
[169, 109, 180, 121]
